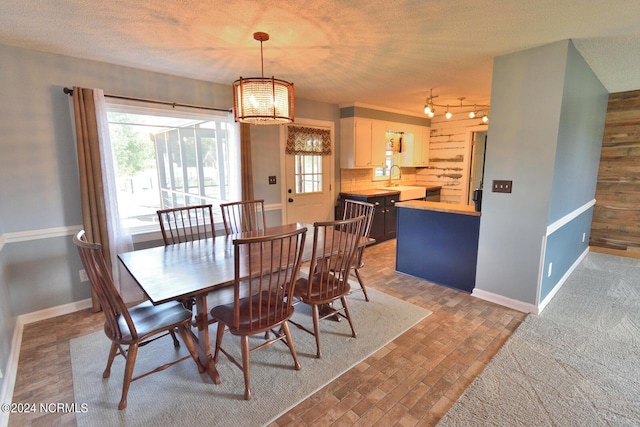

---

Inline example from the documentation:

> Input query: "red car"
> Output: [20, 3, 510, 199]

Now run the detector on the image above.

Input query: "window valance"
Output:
[285, 126, 332, 155]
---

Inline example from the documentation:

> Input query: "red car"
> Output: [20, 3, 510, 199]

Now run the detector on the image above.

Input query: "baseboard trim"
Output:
[537, 247, 589, 313]
[471, 288, 538, 314]
[472, 246, 590, 315]
[18, 298, 93, 325]
[0, 298, 92, 426]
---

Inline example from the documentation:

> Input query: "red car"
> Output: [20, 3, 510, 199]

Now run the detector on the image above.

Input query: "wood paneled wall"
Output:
[590, 90, 640, 257]
[416, 115, 483, 205]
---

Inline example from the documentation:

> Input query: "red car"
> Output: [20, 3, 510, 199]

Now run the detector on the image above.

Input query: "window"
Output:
[294, 154, 322, 193]
[106, 103, 239, 232]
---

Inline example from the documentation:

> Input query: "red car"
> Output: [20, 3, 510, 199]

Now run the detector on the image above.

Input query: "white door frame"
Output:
[463, 124, 488, 205]
[279, 117, 335, 224]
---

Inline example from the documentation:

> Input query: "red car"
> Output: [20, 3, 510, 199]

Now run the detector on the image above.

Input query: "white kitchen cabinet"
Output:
[400, 126, 430, 167]
[418, 126, 430, 165]
[341, 117, 429, 168]
[370, 120, 388, 167]
[340, 117, 386, 168]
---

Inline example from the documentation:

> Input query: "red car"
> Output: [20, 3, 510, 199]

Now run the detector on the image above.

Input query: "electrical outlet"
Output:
[79, 269, 89, 282]
[548, 262, 553, 277]
[0, 368, 3, 379]
[492, 180, 512, 193]
[268, 175, 277, 185]
[582, 232, 586, 242]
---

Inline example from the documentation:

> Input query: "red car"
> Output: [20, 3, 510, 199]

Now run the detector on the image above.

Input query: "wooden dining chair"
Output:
[73, 230, 204, 410]
[157, 204, 215, 310]
[157, 204, 215, 245]
[210, 226, 307, 400]
[219, 199, 266, 235]
[341, 199, 376, 302]
[290, 216, 365, 358]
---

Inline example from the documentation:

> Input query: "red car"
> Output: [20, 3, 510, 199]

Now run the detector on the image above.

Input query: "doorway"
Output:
[280, 118, 335, 224]
[465, 126, 488, 205]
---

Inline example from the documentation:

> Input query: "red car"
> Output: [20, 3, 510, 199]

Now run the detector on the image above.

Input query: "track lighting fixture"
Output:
[422, 89, 489, 123]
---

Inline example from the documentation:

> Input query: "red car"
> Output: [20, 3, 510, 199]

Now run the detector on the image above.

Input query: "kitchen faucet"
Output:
[388, 164, 402, 186]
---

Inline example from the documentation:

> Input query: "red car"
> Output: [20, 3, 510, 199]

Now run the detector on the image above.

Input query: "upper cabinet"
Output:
[341, 117, 386, 168]
[399, 126, 430, 167]
[340, 105, 431, 169]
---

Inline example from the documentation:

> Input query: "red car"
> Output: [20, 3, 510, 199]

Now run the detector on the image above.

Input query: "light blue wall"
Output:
[252, 124, 282, 211]
[475, 40, 607, 307]
[0, 45, 233, 234]
[548, 44, 607, 222]
[475, 41, 568, 304]
[5, 237, 90, 314]
[541, 208, 594, 299]
[0, 242, 13, 394]
[539, 41, 607, 302]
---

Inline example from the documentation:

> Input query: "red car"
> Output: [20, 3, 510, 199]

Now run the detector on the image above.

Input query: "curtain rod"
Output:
[62, 87, 232, 113]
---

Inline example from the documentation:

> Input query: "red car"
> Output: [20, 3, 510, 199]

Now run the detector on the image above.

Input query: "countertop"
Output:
[339, 185, 442, 198]
[339, 189, 400, 197]
[395, 200, 481, 216]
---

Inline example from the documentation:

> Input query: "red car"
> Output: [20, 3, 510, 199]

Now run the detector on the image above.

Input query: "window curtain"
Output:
[72, 87, 140, 308]
[285, 125, 332, 155]
[240, 123, 254, 200]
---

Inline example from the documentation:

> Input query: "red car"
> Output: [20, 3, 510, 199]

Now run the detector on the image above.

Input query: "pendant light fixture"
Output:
[233, 32, 294, 125]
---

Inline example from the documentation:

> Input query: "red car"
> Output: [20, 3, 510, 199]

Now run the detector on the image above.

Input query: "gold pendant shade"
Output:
[233, 76, 294, 125]
[233, 32, 294, 125]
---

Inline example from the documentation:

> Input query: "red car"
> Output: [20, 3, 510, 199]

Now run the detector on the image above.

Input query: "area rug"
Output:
[71, 287, 430, 427]
[437, 252, 640, 426]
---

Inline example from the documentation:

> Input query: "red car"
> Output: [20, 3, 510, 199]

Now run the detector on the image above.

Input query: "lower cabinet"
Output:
[369, 195, 398, 243]
[337, 192, 399, 244]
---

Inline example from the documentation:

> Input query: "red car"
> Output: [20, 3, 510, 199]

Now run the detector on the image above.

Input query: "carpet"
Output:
[438, 252, 640, 426]
[71, 287, 430, 427]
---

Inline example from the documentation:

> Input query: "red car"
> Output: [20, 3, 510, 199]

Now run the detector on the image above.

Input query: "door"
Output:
[282, 120, 335, 224]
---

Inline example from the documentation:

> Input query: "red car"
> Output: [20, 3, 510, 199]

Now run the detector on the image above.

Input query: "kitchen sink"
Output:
[379, 185, 426, 201]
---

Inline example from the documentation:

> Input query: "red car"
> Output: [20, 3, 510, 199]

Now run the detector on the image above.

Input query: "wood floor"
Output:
[8, 239, 526, 427]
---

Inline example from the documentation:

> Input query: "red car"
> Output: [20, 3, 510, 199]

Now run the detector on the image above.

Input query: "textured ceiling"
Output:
[2, 0, 640, 114]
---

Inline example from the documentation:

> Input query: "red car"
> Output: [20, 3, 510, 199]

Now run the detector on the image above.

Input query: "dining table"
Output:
[117, 222, 373, 383]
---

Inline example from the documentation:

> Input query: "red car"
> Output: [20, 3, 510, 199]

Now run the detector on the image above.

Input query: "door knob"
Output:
[288, 198, 294, 203]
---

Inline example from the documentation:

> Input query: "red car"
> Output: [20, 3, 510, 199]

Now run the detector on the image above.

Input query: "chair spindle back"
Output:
[231, 227, 307, 332]
[220, 199, 266, 235]
[157, 204, 215, 245]
[304, 216, 365, 302]
[73, 230, 137, 341]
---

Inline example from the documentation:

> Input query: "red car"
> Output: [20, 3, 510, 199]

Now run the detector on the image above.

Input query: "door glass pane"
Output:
[294, 154, 322, 194]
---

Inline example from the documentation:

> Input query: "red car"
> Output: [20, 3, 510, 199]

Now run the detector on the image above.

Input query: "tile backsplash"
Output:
[339, 168, 417, 193]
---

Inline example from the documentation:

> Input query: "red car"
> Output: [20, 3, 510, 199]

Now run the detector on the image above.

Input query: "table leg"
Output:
[194, 294, 221, 384]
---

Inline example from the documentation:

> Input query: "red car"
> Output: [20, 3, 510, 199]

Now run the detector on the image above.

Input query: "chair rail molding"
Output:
[546, 199, 596, 236]
[4, 225, 83, 244]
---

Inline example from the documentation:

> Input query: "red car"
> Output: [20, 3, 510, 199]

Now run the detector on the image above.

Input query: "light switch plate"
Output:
[268, 176, 277, 185]
[492, 180, 512, 193]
